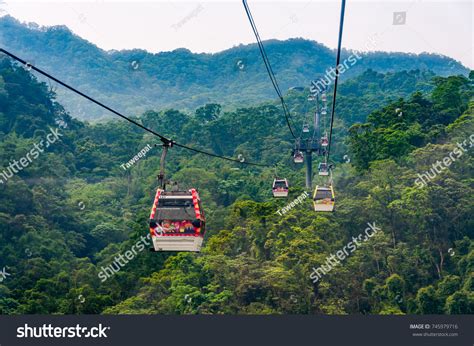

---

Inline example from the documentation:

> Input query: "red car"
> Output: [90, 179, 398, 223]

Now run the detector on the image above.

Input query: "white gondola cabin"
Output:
[313, 185, 335, 212]
[272, 178, 289, 198]
[321, 135, 329, 147]
[149, 189, 206, 252]
[294, 151, 304, 164]
[318, 162, 329, 176]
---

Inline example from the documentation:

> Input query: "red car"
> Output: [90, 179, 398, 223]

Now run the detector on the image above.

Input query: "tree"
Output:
[195, 103, 221, 123]
[416, 286, 441, 314]
[444, 291, 473, 314]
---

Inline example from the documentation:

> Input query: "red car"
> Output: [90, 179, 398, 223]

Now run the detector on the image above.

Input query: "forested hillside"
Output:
[0, 56, 472, 315]
[0, 15, 468, 120]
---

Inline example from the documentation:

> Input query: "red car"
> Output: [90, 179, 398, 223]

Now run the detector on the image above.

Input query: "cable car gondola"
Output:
[303, 124, 310, 133]
[148, 141, 206, 252]
[293, 151, 304, 164]
[149, 188, 206, 252]
[272, 178, 289, 198]
[313, 185, 335, 212]
[318, 162, 329, 176]
[321, 134, 329, 147]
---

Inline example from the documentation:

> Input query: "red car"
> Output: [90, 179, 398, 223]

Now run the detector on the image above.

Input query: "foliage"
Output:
[0, 55, 473, 315]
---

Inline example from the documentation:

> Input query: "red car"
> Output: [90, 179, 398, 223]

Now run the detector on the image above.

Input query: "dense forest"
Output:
[0, 54, 473, 315]
[0, 15, 468, 120]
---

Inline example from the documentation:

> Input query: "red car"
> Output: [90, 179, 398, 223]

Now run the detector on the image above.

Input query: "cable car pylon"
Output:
[296, 92, 325, 190]
[302, 139, 321, 190]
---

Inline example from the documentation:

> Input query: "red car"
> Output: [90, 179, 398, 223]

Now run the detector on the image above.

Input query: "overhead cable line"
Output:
[0, 48, 272, 168]
[242, 0, 297, 139]
[326, 0, 346, 162]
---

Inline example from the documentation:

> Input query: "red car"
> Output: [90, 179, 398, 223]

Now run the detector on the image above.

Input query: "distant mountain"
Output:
[0, 15, 469, 120]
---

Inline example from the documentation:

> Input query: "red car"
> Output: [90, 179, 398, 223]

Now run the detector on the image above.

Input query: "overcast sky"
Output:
[1, 0, 472, 68]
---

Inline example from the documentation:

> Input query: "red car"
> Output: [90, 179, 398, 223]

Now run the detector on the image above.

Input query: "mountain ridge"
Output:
[0, 15, 469, 120]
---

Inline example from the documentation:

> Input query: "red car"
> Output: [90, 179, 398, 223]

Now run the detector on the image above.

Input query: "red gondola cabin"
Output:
[149, 188, 206, 252]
